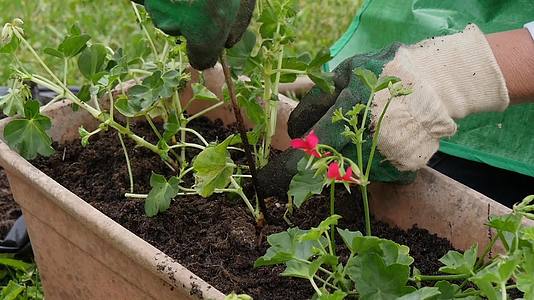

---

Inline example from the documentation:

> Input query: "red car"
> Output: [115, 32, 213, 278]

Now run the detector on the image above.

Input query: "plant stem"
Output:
[501, 282, 507, 300]
[169, 143, 205, 151]
[360, 185, 372, 236]
[131, 2, 158, 58]
[145, 115, 163, 140]
[173, 90, 187, 164]
[476, 235, 498, 269]
[118, 133, 134, 194]
[15, 32, 100, 117]
[63, 57, 68, 88]
[365, 97, 393, 178]
[309, 278, 323, 296]
[329, 182, 336, 250]
[230, 177, 257, 219]
[125, 193, 147, 199]
[180, 127, 208, 146]
[186, 101, 225, 123]
[220, 52, 266, 223]
[412, 274, 470, 281]
[41, 94, 64, 111]
[314, 275, 338, 290]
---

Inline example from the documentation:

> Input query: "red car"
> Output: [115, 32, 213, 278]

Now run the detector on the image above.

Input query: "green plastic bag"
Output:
[327, 0, 534, 177]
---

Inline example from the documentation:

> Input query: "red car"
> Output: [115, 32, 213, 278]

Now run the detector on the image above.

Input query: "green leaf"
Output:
[308, 71, 334, 94]
[224, 292, 253, 300]
[236, 81, 265, 125]
[332, 108, 345, 124]
[281, 259, 316, 280]
[43, 47, 65, 58]
[308, 49, 332, 70]
[318, 290, 347, 300]
[0, 80, 30, 116]
[388, 82, 413, 97]
[4, 100, 54, 160]
[160, 69, 182, 98]
[438, 244, 478, 275]
[255, 228, 322, 267]
[471, 255, 520, 300]
[487, 214, 522, 233]
[162, 113, 180, 142]
[354, 68, 378, 90]
[344, 234, 414, 266]
[433, 281, 461, 299]
[0, 257, 32, 271]
[397, 287, 441, 300]
[516, 246, 534, 298]
[299, 215, 342, 242]
[115, 80, 160, 117]
[347, 253, 414, 300]
[78, 126, 92, 147]
[58, 34, 90, 58]
[144, 173, 180, 217]
[78, 43, 108, 82]
[521, 227, 534, 241]
[374, 76, 400, 92]
[288, 158, 325, 208]
[337, 228, 363, 252]
[0, 281, 24, 300]
[193, 141, 234, 197]
[191, 83, 218, 102]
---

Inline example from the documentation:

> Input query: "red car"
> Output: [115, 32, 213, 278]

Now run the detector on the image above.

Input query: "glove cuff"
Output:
[405, 24, 510, 119]
[371, 24, 509, 171]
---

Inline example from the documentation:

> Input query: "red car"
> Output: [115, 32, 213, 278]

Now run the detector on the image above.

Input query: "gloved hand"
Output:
[132, 0, 255, 70]
[258, 24, 510, 197]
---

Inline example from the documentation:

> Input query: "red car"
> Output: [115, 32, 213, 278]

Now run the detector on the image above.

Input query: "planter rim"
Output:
[0, 100, 225, 299]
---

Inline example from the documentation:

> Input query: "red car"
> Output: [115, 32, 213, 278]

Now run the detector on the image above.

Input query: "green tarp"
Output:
[326, 0, 534, 177]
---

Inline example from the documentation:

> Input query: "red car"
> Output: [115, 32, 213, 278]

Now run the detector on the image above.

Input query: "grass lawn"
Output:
[0, 0, 361, 85]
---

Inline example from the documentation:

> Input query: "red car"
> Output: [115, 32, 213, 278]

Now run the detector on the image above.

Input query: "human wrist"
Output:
[486, 28, 534, 105]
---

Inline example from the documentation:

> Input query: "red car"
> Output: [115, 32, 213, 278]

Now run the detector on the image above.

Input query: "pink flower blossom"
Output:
[291, 130, 321, 158]
[327, 162, 358, 183]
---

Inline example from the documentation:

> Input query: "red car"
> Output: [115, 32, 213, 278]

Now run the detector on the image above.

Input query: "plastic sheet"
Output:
[327, 0, 534, 177]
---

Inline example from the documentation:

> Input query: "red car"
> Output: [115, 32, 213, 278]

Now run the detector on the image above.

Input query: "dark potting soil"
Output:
[32, 118, 457, 300]
[0, 167, 21, 238]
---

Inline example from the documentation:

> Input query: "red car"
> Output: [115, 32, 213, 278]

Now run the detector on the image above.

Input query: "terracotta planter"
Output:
[0, 69, 527, 299]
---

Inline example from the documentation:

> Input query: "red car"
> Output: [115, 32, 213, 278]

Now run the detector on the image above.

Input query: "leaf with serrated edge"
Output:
[4, 100, 54, 160]
[438, 244, 478, 275]
[193, 141, 234, 197]
[144, 173, 180, 217]
[288, 158, 325, 208]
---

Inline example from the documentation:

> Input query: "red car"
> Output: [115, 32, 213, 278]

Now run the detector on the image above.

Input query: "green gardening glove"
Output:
[258, 24, 510, 197]
[132, 0, 256, 70]
[257, 43, 415, 197]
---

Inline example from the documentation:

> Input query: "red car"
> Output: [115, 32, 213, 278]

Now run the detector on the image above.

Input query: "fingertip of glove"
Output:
[225, 0, 256, 48]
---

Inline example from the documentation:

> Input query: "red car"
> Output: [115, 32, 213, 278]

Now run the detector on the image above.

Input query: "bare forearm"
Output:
[486, 28, 534, 105]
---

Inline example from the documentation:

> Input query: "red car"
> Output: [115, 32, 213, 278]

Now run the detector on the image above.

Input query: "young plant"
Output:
[287, 68, 410, 236]
[226, 0, 334, 168]
[256, 195, 534, 299]
[0, 6, 263, 223]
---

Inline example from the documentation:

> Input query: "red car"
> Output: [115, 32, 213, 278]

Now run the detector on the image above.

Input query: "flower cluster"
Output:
[291, 131, 358, 184]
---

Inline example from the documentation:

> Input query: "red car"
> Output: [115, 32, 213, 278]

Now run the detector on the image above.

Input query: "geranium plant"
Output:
[0, 0, 334, 226]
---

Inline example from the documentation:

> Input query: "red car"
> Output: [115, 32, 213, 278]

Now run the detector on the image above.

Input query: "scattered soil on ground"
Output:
[0, 167, 21, 238]
[33, 118, 461, 299]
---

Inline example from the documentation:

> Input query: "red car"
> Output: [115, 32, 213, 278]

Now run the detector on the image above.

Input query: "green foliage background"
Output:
[0, 0, 361, 85]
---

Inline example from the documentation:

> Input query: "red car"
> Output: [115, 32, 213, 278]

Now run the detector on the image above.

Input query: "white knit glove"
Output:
[372, 24, 510, 171]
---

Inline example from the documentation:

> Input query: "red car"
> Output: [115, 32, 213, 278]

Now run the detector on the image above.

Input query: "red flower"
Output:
[327, 162, 358, 183]
[291, 130, 321, 158]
